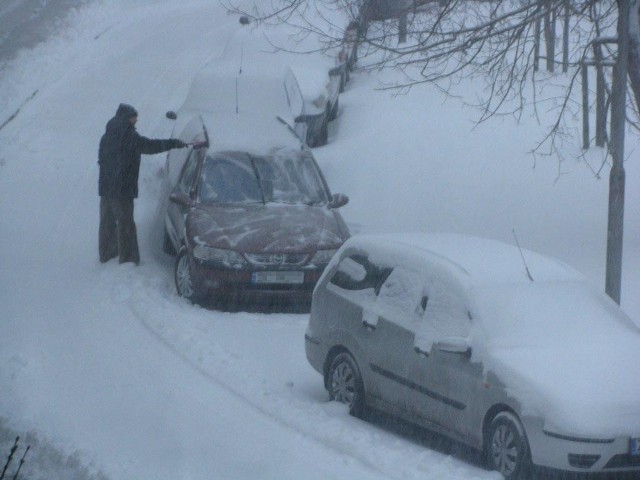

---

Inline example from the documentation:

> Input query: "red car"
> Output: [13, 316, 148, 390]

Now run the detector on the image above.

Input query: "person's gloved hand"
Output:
[171, 139, 189, 149]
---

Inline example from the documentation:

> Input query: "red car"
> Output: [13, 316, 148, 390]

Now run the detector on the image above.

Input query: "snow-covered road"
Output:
[1, 1, 637, 479]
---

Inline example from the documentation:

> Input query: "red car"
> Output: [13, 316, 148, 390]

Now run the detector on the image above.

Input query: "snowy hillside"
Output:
[0, 1, 638, 479]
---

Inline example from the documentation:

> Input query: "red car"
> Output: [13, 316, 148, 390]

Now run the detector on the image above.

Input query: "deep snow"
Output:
[0, 1, 638, 479]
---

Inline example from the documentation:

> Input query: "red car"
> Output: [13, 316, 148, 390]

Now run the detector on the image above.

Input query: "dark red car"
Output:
[163, 145, 350, 308]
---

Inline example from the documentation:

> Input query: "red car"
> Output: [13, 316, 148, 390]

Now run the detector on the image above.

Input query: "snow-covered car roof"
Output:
[172, 60, 306, 153]
[220, 24, 339, 114]
[337, 232, 585, 288]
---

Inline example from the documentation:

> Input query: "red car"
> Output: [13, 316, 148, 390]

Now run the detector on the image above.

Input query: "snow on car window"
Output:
[337, 257, 366, 282]
[200, 155, 262, 204]
[377, 268, 423, 318]
[328, 254, 390, 305]
[414, 279, 470, 351]
[254, 154, 327, 205]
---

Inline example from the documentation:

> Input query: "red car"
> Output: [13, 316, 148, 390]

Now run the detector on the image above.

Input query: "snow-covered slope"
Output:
[0, 1, 638, 479]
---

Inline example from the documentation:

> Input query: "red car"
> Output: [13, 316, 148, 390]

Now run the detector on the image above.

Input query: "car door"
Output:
[166, 149, 202, 249]
[407, 275, 482, 440]
[324, 253, 392, 399]
[364, 267, 428, 413]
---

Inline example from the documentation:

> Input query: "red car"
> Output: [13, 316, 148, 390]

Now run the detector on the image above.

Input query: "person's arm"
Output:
[128, 130, 186, 155]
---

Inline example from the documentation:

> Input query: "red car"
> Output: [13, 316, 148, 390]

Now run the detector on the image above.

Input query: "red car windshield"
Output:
[199, 153, 328, 205]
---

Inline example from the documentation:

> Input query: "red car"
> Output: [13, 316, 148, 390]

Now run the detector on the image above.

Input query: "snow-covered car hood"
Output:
[187, 203, 348, 253]
[474, 282, 640, 437]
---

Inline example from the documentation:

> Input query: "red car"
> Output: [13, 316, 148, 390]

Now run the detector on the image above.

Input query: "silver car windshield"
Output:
[199, 153, 328, 205]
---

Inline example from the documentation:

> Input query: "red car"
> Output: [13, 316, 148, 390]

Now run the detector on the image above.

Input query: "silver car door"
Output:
[323, 254, 392, 397]
[408, 276, 482, 440]
[366, 267, 426, 413]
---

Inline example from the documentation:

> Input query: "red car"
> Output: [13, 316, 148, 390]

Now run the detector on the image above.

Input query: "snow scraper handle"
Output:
[189, 140, 208, 150]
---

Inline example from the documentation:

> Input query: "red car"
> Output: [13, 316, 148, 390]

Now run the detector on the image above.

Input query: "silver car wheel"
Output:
[491, 424, 518, 476]
[327, 352, 367, 418]
[331, 361, 356, 406]
[175, 250, 194, 299]
[486, 412, 530, 479]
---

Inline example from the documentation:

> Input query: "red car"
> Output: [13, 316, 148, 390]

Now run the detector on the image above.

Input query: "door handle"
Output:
[414, 346, 430, 358]
[362, 319, 376, 331]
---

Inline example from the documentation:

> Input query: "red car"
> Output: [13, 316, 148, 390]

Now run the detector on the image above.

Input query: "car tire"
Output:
[329, 97, 339, 121]
[327, 352, 367, 418]
[163, 229, 176, 255]
[485, 412, 532, 480]
[174, 248, 198, 302]
[317, 113, 329, 146]
[339, 72, 346, 93]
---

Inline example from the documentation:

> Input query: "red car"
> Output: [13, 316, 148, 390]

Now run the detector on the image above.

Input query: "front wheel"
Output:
[327, 352, 367, 418]
[485, 412, 532, 480]
[174, 248, 197, 302]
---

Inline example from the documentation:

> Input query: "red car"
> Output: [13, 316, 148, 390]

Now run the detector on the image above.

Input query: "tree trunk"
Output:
[544, 0, 556, 72]
[627, 2, 640, 117]
[606, 0, 630, 304]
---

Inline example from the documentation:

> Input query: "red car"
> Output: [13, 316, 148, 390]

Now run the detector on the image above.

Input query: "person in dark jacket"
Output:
[99, 103, 187, 265]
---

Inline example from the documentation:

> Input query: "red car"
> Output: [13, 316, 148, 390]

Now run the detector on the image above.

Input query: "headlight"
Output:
[311, 249, 337, 265]
[193, 245, 247, 267]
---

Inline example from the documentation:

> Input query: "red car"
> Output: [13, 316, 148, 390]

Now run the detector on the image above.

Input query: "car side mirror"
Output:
[436, 337, 471, 355]
[169, 191, 192, 208]
[166, 111, 177, 120]
[329, 193, 349, 209]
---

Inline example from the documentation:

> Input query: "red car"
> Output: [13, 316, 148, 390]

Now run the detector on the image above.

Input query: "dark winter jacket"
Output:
[99, 104, 182, 198]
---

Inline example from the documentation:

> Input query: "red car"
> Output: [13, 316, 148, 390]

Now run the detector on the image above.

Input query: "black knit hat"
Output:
[116, 103, 138, 118]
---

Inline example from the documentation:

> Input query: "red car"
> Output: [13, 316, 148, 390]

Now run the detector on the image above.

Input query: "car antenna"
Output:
[235, 43, 244, 114]
[512, 229, 534, 282]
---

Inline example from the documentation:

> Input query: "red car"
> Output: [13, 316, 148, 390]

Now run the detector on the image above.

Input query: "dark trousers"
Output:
[99, 196, 140, 265]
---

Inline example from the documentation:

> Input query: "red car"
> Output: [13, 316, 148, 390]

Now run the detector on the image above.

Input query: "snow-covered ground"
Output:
[0, 1, 638, 479]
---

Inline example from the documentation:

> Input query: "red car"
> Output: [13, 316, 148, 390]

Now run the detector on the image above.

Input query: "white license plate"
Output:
[251, 271, 304, 285]
[631, 437, 640, 456]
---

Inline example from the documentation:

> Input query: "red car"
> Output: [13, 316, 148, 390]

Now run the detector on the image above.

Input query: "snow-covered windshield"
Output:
[254, 154, 328, 205]
[199, 153, 328, 205]
[199, 155, 262, 204]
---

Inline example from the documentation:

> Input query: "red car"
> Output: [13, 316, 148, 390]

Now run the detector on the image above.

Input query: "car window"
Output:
[200, 155, 262, 204]
[414, 279, 470, 350]
[377, 268, 424, 318]
[178, 150, 199, 194]
[329, 254, 391, 303]
[254, 154, 327, 205]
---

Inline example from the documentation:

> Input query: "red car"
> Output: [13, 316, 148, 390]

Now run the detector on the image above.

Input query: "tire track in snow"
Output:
[121, 274, 495, 480]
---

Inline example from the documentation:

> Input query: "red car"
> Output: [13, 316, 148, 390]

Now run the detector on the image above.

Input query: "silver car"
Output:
[305, 233, 640, 479]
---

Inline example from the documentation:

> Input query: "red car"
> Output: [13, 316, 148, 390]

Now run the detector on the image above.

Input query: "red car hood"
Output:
[187, 203, 348, 253]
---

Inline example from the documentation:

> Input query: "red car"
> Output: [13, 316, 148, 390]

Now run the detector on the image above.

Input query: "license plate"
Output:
[631, 437, 640, 456]
[251, 271, 304, 285]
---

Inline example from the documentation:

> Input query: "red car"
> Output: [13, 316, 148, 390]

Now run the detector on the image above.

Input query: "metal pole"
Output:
[605, 0, 629, 304]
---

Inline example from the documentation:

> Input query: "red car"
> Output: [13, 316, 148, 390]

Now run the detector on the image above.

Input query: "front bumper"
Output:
[525, 418, 640, 474]
[190, 258, 325, 301]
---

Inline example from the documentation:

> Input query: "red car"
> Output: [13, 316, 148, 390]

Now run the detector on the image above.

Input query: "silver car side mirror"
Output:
[436, 337, 471, 355]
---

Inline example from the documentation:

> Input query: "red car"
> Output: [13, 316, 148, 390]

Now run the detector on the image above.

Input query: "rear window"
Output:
[330, 254, 391, 293]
